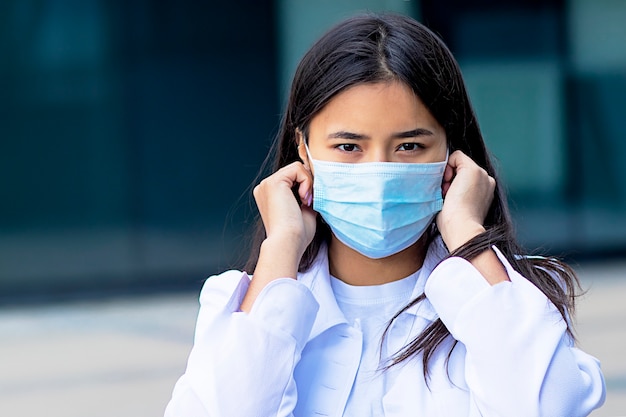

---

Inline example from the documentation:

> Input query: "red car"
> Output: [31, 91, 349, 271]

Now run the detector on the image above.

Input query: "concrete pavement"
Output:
[0, 293, 199, 417]
[1, 261, 625, 417]
[574, 261, 626, 416]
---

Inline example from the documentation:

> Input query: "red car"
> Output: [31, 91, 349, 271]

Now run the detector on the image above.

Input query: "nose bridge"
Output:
[367, 143, 391, 163]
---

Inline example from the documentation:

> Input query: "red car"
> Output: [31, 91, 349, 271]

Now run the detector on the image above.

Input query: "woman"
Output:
[165, 13, 605, 417]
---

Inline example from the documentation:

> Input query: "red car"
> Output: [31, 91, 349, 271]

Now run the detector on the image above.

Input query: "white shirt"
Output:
[164, 240, 606, 417]
[331, 272, 418, 416]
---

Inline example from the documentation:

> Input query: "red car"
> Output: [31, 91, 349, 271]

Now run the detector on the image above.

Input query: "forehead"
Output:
[309, 81, 442, 135]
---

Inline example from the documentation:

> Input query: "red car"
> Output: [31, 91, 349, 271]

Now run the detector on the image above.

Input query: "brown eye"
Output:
[337, 144, 359, 152]
[398, 143, 423, 151]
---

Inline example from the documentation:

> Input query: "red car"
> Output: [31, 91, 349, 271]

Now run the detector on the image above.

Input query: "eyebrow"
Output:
[392, 128, 434, 139]
[328, 131, 368, 140]
[327, 128, 434, 140]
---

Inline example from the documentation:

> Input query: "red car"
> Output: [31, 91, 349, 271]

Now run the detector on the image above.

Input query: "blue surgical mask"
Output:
[307, 146, 447, 259]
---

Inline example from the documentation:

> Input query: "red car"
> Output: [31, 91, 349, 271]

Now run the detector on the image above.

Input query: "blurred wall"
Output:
[0, 0, 278, 299]
[421, 0, 626, 254]
[1, 0, 625, 301]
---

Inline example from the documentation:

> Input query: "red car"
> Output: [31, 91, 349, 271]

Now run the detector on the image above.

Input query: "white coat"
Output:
[164, 240, 605, 417]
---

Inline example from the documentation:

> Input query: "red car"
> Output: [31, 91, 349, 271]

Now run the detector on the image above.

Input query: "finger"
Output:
[441, 180, 451, 197]
[443, 163, 455, 183]
[440, 157, 455, 198]
[277, 162, 314, 206]
[448, 150, 490, 182]
[446, 150, 470, 169]
[291, 164, 314, 206]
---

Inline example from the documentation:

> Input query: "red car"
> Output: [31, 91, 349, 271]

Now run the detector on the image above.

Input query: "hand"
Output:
[252, 161, 317, 265]
[437, 150, 496, 252]
[241, 162, 317, 312]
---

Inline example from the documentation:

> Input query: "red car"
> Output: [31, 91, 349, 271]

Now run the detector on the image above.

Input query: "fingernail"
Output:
[306, 192, 313, 206]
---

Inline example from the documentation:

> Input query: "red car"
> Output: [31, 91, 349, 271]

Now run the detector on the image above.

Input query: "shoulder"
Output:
[199, 269, 251, 311]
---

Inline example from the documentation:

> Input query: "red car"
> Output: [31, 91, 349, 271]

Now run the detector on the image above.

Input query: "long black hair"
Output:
[245, 13, 580, 378]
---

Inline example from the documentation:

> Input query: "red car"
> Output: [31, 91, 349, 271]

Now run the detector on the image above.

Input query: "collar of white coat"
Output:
[297, 237, 447, 340]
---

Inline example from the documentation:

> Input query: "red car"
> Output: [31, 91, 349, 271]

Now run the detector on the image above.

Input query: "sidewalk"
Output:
[575, 261, 626, 416]
[0, 293, 199, 417]
[1, 261, 625, 417]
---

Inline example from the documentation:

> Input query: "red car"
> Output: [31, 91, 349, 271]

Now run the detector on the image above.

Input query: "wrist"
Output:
[241, 236, 302, 313]
[265, 230, 309, 258]
[441, 223, 486, 253]
[258, 236, 303, 277]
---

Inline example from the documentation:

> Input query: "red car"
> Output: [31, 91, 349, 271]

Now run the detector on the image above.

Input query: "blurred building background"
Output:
[1, 0, 625, 301]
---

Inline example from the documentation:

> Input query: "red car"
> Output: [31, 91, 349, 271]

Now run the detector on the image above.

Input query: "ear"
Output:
[296, 129, 310, 170]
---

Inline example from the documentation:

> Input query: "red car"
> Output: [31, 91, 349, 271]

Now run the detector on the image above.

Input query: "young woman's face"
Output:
[300, 81, 447, 166]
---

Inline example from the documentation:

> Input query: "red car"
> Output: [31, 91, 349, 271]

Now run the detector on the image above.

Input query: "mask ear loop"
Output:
[430, 147, 449, 243]
[297, 129, 316, 170]
[304, 142, 314, 165]
[296, 129, 312, 166]
[296, 132, 322, 218]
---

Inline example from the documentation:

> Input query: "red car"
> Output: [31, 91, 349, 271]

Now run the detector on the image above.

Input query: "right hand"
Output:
[253, 161, 317, 261]
[241, 162, 317, 312]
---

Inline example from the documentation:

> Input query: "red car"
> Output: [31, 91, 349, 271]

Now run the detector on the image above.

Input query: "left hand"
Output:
[437, 150, 496, 252]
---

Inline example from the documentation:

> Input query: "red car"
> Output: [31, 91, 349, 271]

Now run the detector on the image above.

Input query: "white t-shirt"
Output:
[330, 270, 419, 416]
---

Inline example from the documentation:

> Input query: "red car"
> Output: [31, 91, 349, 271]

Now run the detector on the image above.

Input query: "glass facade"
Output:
[1, 0, 624, 299]
[430, 0, 626, 255]
[0, 1, 278, 299]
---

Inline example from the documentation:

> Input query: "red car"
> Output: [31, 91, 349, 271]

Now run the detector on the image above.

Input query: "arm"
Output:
[425, 248, 606, 417]
[436, 150, 510, 286]
[164, 270, 319, 417]
[432, 151, 605, 415]
[241, 160, 316, 312]
[166, 158, 318, 417]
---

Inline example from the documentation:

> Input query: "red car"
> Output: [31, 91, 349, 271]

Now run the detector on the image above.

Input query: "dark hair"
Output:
[245, 13, 580, 378]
